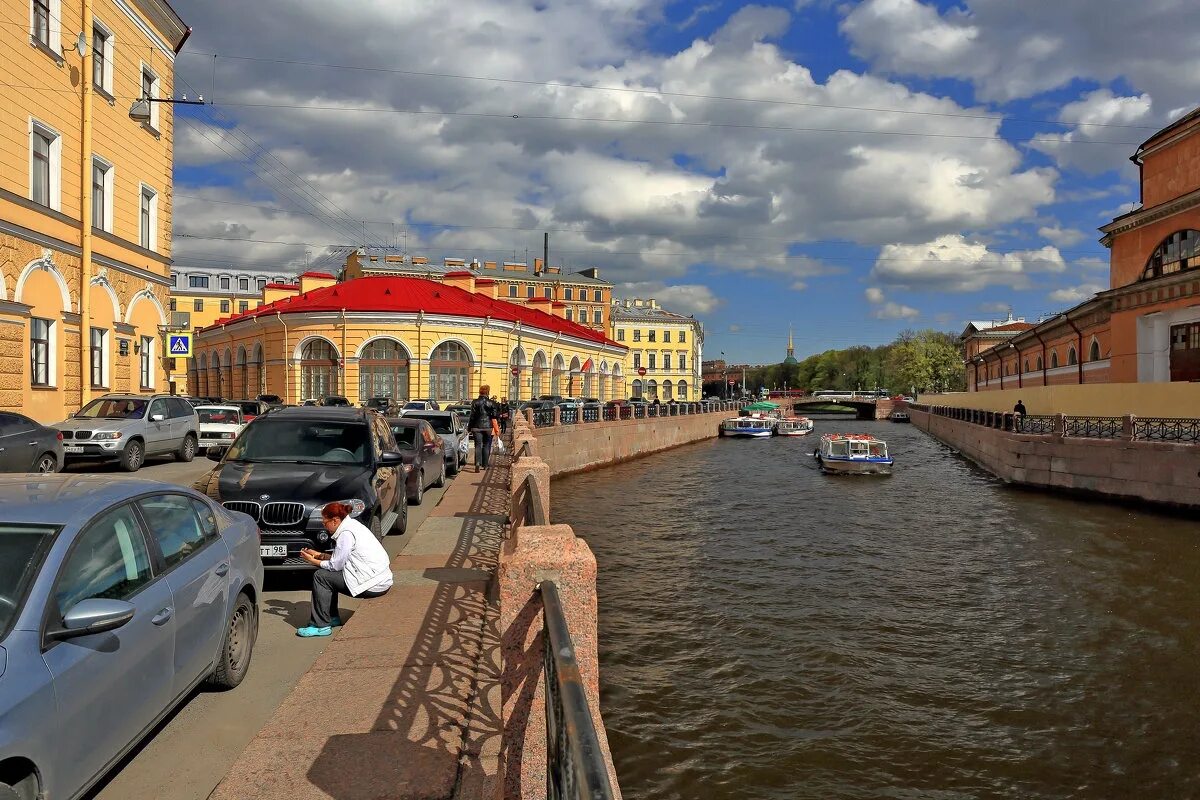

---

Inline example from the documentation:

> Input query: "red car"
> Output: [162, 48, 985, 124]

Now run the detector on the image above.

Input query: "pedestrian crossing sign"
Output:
[168, 333, 192, 358]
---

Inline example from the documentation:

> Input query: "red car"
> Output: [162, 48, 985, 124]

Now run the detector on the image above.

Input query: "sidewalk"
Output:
[209, 458, 507, 800]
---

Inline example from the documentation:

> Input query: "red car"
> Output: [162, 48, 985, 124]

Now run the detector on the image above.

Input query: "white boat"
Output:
[719, 414, 776, 438]
[196, 405, 246, 451]
[775, 416, 814, 436]
[889, 410, 910, 423]
[815, 433, 893, 475]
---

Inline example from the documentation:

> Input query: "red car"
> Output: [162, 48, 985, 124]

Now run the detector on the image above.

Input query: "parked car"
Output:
[196, 405, 246, 451]
[300, 398, 320, 406]
[57, 394, 199, 472]
[194, 407, 408, 568]
[445, 402, 472, 419]
[400, 399, 440, 412]
[401, 410, 468, 475]
[0, 475, 262, 800]
[387, 417, 447, 505]
[365, 396, 394, 413]
[538, 395, 564, 404]
[320, 395, 352, 407]
[232, 399, 269, 422]
[256, 394, 283, 404]
[0, 411, 64, 473]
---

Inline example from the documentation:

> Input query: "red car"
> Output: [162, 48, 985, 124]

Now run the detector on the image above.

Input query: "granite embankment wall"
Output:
[909, 407, 1200, 509]
[528, 405, 735, 476]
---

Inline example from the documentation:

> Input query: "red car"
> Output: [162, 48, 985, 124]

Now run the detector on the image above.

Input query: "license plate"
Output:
[64, 445, 84, 454]
[260, 544, 287, 559]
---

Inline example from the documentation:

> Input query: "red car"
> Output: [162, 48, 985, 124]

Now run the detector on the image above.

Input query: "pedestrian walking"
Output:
[1013, 399, 1027, 416]
[468, 384, 499, 472]
[296, 502, 393, 638]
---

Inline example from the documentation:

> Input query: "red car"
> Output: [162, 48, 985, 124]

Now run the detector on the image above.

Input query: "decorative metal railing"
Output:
[533, 408, 556, 428]
[1016, 415, 1056, 435]
[911, 404, 1200, 445]
[1063, 416, 1123, 439]
[541, 581, 617, 800]
[560, 408, 579, 425]
[1134, 417, 1200, 443]
[582, 406, 600, 423]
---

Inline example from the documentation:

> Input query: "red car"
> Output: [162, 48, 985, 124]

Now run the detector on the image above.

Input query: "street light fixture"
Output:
[128, 94, 206, 123]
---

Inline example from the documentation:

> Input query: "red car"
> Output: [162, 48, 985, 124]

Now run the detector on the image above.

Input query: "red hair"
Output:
[321, 502, 354, 521]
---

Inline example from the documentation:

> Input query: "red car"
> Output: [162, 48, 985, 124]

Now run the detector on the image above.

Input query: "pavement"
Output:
[69, 454, 456, 800]
[205, 457, 506, 800]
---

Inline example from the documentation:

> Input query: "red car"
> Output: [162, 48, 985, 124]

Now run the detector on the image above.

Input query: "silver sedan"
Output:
[0, 475, 263, 800]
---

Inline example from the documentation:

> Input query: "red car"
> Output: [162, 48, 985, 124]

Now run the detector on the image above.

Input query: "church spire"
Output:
[784, 326, 798, 365]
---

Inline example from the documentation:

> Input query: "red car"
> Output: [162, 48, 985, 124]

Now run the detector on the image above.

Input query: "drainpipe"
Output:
[1066, 315, 1084, 384]
[79, 0, 95, 408]
[253, 315, 265, 395]
[1012, 343, 1022, 389]
[480, 315, 490, 395]
[416, 311, 423, 399]
[340, 307, 347, 398]
[1033, 329, 1048, 387]
[276, 312, 289, 403]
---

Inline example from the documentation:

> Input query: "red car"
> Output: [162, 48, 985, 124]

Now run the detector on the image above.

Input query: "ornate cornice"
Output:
[1099, 187, 1200, 246]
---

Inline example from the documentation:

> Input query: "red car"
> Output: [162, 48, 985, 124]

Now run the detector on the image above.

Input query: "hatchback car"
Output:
[0, 475, 262, 800]
[401, 410, 468, 475]
[400, 399, 440, 412]
[388, 417, 446, 505]
[194, 407, 408, 568]
[56, 394, 200, 472]
[232, 399, 270, 422]
[0, 411, 64, 473]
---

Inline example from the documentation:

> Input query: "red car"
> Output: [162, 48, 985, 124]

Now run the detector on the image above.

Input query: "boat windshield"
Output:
[829, 440, 849, 456]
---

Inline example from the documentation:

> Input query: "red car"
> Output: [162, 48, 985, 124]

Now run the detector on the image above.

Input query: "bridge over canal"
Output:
[784, 393, 896, 420]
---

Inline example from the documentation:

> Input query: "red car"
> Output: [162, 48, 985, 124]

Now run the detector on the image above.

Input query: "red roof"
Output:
[264, 282, 299, 291]
[200, 275, 624, 347]
[986, 322, 1034, 333]
[300, 271, 335, 279]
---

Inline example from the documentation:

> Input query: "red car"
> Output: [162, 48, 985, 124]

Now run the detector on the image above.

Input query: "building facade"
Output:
[190, 273, 627, 405]
[964, 107, 1200, 392]
[610, 298, 703, 401]
[0, 0, 188, 421]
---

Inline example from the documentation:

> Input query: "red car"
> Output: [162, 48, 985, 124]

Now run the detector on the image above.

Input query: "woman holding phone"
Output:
[296, 501, 393, 637]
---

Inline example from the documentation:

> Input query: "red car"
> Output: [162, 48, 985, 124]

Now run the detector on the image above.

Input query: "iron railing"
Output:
[1134, 417, 1200, 443]
[582, 406, 600, 423]
[1016, 414, 1056, 435]
[533, 408, 556, 428]
[913, 404, 1200, 444]
[540, 581, 617, 800]
[1063, 416, 1123, 439]
[561, 408, 579, 425]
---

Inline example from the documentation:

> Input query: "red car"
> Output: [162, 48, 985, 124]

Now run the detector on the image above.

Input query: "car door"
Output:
[135, 493, 230, 697]
[145, 398, 171, 454]
[0, 412, 32, 471]
[169, 397, 195, 446]
[420, 423, 440, 486]
[40, 503, 175, 796]
[371, 416, 400, 516]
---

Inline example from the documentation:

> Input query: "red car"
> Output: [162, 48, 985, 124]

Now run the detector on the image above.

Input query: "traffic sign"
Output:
[728, 379, 736, 385]
[637, 367, 647, 376]
[167, 333, 192, 358]
[511, 367, 520, 376]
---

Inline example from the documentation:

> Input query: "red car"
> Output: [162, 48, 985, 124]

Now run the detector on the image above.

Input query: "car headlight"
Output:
[312, 499, 367, 519]
[219, 432, 235, 439]
[93, 431, 122, 441]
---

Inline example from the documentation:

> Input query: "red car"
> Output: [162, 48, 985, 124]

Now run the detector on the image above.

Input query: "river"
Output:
[551, 418, 1200, 800]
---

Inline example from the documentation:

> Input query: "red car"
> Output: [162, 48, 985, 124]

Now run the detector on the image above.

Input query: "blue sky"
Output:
[170, 0, 1195, 363]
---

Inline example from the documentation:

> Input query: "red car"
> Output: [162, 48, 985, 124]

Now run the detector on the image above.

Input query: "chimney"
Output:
[299, 271, 337, 293]
[578, 267, 600, 279]
[475, 278, 498, 299]
[443, 270, 476, 294]
[534, 257, 544, 274]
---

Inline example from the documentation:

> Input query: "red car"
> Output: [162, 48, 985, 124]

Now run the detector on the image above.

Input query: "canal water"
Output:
[552, 418, 1200, 800]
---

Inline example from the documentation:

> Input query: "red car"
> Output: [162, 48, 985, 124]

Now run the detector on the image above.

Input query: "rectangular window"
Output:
[32, 0, 50, 47]
[564, 288, 573, 301]
[91, 23, 113, 94]
[238, 300, 249, 313]
[508, 284, 518, 297]
[593, 290, 602, 302]
[678, 353, 686, 370]
[617, 329, 625, 341]
[141, 66, 160, 129]
[140, 186, 157, 250]
[633, 353, 641, 369]
[565, 309, 573, 322]
[220, 276, 230, 290]
[91, 157, 113, 231]
[577, 306, 586, 320]
[633, 330, 641, 342]
[189, 275, 209, 288]
[543, 287, 552, 299]
[648, 353, 656, 369]
[679, 331, 686, 343]
[31, 127, 52, 207]
[663, 331, 671, 343]
[239, 277, 249, 291]
[169, 298, 176, 311]
[526, 285, 535, 298]
[30, 318, 50, 386]
[648, 330, 656, 342]
[220, 300, 229, 313]
[663, 354, 671, 370]
[140, 336, 153, 388]
[593, 310, 603, 325]
[90, 327, 105, 387]
[193, 299, 203, 312]
[256, 278, 266, 290]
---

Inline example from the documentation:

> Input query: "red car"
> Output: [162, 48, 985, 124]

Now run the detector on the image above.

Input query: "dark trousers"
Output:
[310, 568, 388, 627]
[471, 429, 493, 469]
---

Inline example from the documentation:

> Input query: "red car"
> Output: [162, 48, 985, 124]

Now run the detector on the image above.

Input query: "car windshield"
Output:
[402, 402, 427, 410]
[197, 408, 241, 424]
[226, 419, 369, 464]
[0, 525, 56, 635]
[74, 398, 148, 419]
[390, 425, 419, 449]
[406, 414, 453, 433]
[237, 402, 261, 415]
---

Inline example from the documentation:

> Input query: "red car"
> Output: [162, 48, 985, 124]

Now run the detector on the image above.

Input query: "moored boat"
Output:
[775, 416, 814, 436]
[889, 410, 910, 423]
[814, 433, 893, 474]
[719, 414, 776, 438]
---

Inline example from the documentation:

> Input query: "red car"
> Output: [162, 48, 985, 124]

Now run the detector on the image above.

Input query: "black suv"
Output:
[193, 407, 408, 569]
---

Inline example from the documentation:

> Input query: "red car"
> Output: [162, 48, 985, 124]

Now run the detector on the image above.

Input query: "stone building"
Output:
[190, 272, 627, 405]
[964, 107, 1200, 391]
[610, 298, 703, 401]
[0, 0, 188, 421]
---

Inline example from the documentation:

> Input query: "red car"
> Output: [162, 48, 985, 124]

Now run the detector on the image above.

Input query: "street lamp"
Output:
[128, 94, 206, 123]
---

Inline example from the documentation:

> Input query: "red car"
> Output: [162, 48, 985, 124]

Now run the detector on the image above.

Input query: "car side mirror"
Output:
[380, 451, 404, 466]
[48, 598, 135, 641]
[150, 413, 165, 422]
[206, 445, 228, 462]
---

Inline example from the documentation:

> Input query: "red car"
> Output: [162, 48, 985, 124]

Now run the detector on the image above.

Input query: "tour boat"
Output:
[775, 416, 814, 436]
[889, 410, 910, 423]
[719, 414, 776, 438]
[814, 433, 893, 474]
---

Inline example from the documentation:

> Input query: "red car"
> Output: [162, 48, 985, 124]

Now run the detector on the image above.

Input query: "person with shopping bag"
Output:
[467, 385, 499, 472]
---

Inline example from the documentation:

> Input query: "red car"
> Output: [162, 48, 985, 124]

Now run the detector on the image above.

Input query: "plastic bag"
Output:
[494, 439, 506, 454]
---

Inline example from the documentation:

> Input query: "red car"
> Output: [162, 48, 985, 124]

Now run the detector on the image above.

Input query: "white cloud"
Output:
[870, 234, 1066, 292]
[1037, 224, 1086, 248]
[1031, 89, 1153, 174]
[615, 281, 721, 315]
[978, 301, 1012, 313]
[1048, 282, 1105, 303]
[1075, 256, 1108, 271]
[864, 285, 919, 320]
[864, 286, 886, 304]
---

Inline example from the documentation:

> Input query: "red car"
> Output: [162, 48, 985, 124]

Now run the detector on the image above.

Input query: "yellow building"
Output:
[190, 272, 628, 405]
[611, 298, 704, 401]
[0, 0, 188, 421]
[341, 250, 614, 336]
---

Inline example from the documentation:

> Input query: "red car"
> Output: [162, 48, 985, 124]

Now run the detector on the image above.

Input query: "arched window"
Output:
[301, 338, 338, 400]
[531, 351, 547, 397]
[509, 347, 527, 401]
[1142, 229, 1200, 280]
[677, 380, 688, 400]
[1023, 360, 1030, 373]
[428, 341, 471, 402]
[1090, 340, 1101, 362]
[1036, 355, 1043, 371]
[1068, 346, 1077, 366]
[631, 379, 642, 398]
[551, 354, 565, 396]
[646, 379, 658, 400]
[236, 346, 248, 398]
[359, 338, 410, 402]
[251, 343, 264, 396]
[1051, 350, 1059, 369]
[662, 379, 673, 400]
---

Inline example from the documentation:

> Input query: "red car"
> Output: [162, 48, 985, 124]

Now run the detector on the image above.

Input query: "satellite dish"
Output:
[75, 30, 88, 58]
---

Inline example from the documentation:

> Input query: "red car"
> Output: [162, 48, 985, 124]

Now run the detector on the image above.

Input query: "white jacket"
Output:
[322, 516, 393, 596]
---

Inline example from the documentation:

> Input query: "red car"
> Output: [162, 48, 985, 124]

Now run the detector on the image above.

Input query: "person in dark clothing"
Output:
[467, 385, 499, 472]
[1013, 400, 1027, 416]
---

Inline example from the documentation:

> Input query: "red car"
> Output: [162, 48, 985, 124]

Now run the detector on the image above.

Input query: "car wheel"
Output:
[369, 514, 384, 541]
[447, 455, 459, 476]
[207, 593, 256, 690]
[35, 453, 57, 473]
[433, 458, 446, 488]
[410, 473, 424, 505]
[120, 440, 144, 472]
[176, 433, 197, 463]
[393, 500, 408, 535]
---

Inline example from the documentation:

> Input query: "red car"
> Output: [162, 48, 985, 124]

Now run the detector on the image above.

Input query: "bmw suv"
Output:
[193, 407, 408, 569]
[57, 394, 200, 472]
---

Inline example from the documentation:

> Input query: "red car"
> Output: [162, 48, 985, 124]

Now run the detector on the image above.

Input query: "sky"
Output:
[167, 0, 1200, 364]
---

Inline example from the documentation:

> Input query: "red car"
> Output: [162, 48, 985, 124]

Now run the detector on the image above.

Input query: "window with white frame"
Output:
[188, 275, 209, 289]
[30, 318, 53, 386]
[30, 0, 60, 52]
[663, 330, 671, 343]
[140, 336, 154, 389]
[92, 22, 114, 95]
[89, 327, 107, 387]
[91, 156, 113, 232]
[663, 353, 671, 370]
[256, 278, 266, 290]
[679, 330, 686, 343]
[633, 352, 641, 368]
[593, 309, 602, 325]
[678, 353, 686, 370]
[238, 277, 249, 291]
[140, 185, 158, 250]
[30, 120, 61, 210]
[141, 65, 160, 129]
[220, 276, 230, 290]
[648, 353, 656, 369]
